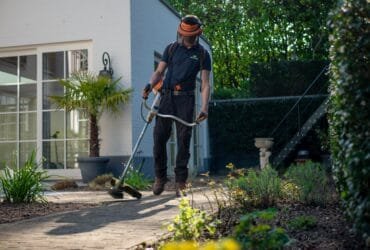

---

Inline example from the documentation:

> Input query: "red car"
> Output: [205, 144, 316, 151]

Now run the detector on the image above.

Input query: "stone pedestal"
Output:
[254, 138, 274, 169]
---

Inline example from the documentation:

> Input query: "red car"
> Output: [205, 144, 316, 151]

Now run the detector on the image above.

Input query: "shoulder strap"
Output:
[168, 42, 179, 65]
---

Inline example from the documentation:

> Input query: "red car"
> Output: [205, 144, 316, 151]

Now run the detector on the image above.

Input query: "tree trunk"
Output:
[89, 114, 99, 157]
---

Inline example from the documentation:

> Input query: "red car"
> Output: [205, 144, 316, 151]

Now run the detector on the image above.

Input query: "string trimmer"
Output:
[108, 81, 199, 199]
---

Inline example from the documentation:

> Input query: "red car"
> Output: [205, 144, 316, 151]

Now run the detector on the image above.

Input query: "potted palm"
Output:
[50, 71, 132, 183]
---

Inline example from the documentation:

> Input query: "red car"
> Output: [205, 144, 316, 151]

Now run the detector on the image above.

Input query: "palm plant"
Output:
[50, 71, 132, 157]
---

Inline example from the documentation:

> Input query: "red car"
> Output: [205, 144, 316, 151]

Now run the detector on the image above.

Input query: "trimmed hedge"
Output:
[249, 60, 329, 97]
[328, 0, 370, 242]
[213, 60, 329, 100]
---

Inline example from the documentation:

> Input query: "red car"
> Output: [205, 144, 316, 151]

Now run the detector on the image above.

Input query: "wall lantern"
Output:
[99, 52, 114, 79]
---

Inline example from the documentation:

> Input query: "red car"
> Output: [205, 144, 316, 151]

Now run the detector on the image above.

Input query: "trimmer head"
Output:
[108, 178, 142, 199]
[108, 187, 124, 199]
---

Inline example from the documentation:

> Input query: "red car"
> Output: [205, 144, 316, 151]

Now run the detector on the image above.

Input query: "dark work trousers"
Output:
[153, 91, 195, 183]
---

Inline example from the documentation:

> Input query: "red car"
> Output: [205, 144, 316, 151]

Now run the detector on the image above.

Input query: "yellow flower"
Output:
[226, 163, 235, 169]
[200, 241, 217, 250]
[178, 241, 198, 250]
[161, 242, 178, 250]
[162, 241, 198, 250]
[219, 238, 241, 250]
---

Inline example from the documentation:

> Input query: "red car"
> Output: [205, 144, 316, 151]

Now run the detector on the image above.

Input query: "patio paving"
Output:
[0, 188, 213, 250]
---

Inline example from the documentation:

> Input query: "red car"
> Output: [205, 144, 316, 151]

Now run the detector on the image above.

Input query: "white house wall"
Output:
[0, 0, 133, 158]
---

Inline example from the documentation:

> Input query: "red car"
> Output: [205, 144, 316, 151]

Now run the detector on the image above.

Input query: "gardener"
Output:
[143, 15, 212, 197]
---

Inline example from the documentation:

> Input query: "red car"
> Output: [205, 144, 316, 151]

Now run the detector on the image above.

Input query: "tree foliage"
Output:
[167, 0, 335, 93]
[328, 0, 370, 242]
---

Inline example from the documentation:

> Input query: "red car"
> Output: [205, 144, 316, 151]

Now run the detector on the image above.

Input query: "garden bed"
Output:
[0, 173, 366, 249]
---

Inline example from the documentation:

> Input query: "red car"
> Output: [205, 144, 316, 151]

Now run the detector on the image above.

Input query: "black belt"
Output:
[162, 89, 195, 96]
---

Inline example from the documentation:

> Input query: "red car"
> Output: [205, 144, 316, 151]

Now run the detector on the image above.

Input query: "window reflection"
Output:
[19, 142, 37, 166]
[66, 49, 88, 76]
[20, 55, 36, 83]
[67, 110, 88, 139]
[42, 141, 64, 169]
[0, 57, 17, 84]
[42, 81, 64, 109]
[66, 140, 89, 169]
[0, 113, 16, 141]
[0, 85, 17, 112]
[0, 143, 16, 169]
[20, 112, 37, 140]
[43, 52, 64, 80]
[20, 84, 37, 111]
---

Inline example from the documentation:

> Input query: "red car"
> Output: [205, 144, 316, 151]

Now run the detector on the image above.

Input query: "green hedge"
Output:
[249, 60, 329, 97]
[213, 60, 329, 100]
[328, 0, 370, 242]
[208, 96, 326, 172]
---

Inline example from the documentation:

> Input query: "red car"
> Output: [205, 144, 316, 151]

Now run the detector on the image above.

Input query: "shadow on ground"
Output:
[47, 194, 175, 235]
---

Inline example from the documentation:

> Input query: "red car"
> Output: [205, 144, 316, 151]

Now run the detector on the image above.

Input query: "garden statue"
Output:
[254, 138, 274, 169]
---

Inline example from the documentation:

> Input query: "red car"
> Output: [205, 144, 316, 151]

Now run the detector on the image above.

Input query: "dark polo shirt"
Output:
[161, 42, 211, 91]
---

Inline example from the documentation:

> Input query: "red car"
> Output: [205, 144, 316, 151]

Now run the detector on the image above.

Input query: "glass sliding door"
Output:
[42, 49, 89, 169]
[0, 47, 89, 172]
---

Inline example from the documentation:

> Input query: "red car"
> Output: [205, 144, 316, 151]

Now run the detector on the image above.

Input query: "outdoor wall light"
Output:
[99, 52, 114, 79]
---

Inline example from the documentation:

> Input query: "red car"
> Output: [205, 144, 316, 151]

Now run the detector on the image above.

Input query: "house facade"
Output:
[0, 0, 213, 179]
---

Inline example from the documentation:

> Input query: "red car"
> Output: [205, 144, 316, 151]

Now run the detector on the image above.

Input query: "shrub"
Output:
[328, 0, 370, 241]
[284, 161, 329, 205]
[89, 173, 113, 190]
[288, 215, 317, 231]
[280, 180, 300, 201]
[228, 166, 282, 208]
[234, 208, 290, 249]
[285, 161, 329, 205]
[166, 198, 219, 241]
[0, 151, 49, 203]
[125, 168, 151, 191]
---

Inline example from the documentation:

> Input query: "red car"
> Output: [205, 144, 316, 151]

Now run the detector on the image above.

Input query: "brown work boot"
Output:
[152, 178, 167, 195]
[175, 182, 187, 197]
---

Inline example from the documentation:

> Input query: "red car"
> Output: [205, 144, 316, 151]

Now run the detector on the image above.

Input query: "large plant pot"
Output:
[78, 157, 110, 183]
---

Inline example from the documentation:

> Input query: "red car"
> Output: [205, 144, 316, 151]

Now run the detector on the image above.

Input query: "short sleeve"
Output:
[161, 44, 172, 63]
[202, 49, 212, 71]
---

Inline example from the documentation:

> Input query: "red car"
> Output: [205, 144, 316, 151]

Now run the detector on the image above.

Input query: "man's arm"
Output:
[143, 61, 167, 99]
[150, 61, 167, 86]
[197, 69, 211, 122]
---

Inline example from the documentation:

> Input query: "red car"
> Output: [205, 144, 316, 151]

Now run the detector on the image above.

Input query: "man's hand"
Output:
[196, 111, 208, 123]
[142, 83, 151, 99]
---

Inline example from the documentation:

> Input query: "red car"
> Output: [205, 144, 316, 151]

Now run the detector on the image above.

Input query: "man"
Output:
[142, 15, 211, 197]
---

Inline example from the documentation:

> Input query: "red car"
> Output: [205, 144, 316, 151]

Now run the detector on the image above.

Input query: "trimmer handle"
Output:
[142, 79, 163, 99]
[146, 93, 161, 123]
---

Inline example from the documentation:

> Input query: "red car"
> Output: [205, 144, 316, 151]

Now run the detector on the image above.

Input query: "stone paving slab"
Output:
[0, 189, 213, 250]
